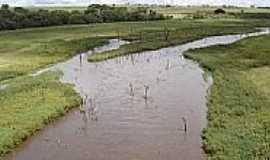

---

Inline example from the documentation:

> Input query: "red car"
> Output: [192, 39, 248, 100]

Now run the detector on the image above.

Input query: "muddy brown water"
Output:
[5, 29, 270, 160]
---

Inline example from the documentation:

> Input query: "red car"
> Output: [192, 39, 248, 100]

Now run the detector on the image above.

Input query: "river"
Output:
[5, 28, 270, 160]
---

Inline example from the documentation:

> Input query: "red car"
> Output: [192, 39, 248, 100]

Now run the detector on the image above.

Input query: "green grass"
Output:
[88, 19, 270, 62]
[184, 35, 270, 159]
[1, 19, 270, 80]
[0, 72, 80, 157]
[0, 36, 107, 82]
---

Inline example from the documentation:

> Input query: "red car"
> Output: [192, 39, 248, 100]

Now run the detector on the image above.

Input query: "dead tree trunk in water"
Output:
[79, 53, 83, 66]
[129, 83, 134, 96]
[182, 117, 188, 133]
[165, 59, 170, 70]
[80, 95, 88, 113]
[144, 85, 150, 100]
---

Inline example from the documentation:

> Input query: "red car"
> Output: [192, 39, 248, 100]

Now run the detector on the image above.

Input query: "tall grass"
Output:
[0, 72, 81, 157]
[184, 35, 270, 159]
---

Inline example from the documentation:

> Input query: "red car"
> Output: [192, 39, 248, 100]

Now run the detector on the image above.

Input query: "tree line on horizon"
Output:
[0, 4, 167, 31]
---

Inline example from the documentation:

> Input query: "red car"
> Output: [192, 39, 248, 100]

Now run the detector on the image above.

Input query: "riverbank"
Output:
[0, 72, 81, 156]
[184, 35, 270, 159]
[0, 37, 107, 82]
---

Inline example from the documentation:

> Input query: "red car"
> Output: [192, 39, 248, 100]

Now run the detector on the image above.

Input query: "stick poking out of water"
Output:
[88, 97, 98, 121]
[79, 53, 83, 65]
[80, 95, 88, 113]
[182, 117, 188, 133]
[166, 59, 170, 70]
[143, 85, 150, 100]
[129, 83, 134, 96]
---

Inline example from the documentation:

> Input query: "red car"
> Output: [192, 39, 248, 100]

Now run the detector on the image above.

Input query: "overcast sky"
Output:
[0, 0, 269, 7]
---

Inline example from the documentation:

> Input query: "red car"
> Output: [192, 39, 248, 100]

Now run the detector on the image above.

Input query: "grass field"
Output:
[184, 35, 270, 159]
[1, 16, 270, 158]
[0, 36, 107, 82]
[0, 72, 80, 156]
[2, 19, 270, 81]
[88, 19, 270, 62]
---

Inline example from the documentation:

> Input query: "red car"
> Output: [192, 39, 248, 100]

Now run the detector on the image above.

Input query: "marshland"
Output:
[0, 2, 270, 160]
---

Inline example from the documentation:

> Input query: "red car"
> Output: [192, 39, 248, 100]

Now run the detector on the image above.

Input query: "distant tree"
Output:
[0, 4, 166, 31]
[214, 8, 226, 14]
[50, 10, 70, 25]
[1, 4, 9, 10]
[69, 11, 86, 24]
[0, 7, 12, 18]
[85, 6, 101, 17]
[14, 7, 28, 13]
[101, 9, 115, 22]
[83, 14, 100, 23]
[137, 7, 147, 14]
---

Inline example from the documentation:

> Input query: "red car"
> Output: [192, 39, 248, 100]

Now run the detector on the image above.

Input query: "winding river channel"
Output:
[5, 28, 270, 160]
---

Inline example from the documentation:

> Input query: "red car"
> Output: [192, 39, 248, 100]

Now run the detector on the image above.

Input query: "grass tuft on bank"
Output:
[184, 35, 270, 159]
[0, 72, 81, 157]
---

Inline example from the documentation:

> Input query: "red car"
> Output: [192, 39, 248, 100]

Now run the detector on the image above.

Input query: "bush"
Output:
[0, 4, 166, 31]
[214, 8, 226, 14]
